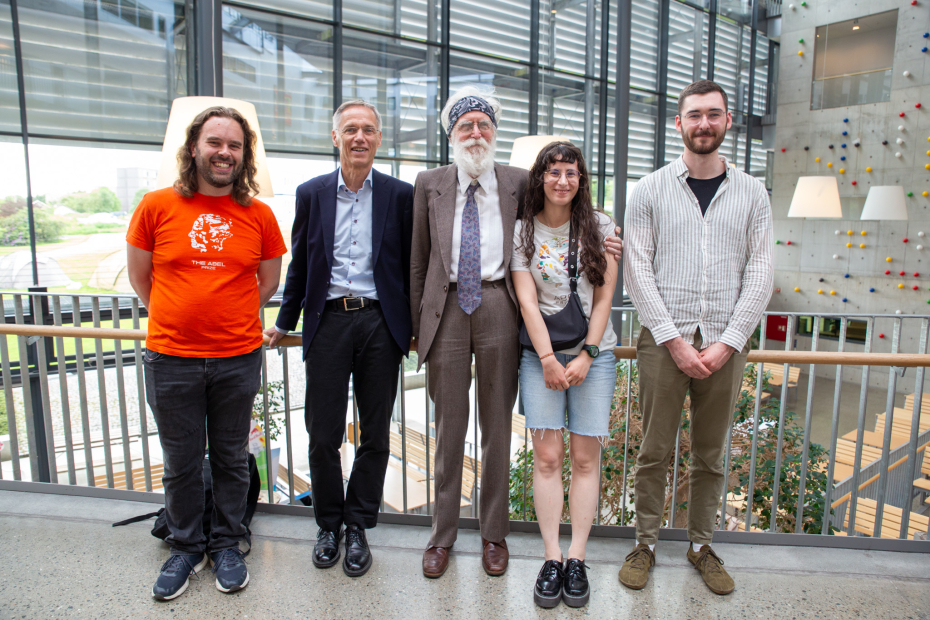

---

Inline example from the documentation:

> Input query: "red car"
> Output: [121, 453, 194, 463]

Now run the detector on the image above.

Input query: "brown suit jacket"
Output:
[410, 162, 528, 369]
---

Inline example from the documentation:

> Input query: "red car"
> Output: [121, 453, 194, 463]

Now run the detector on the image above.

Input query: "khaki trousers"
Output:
[426, 281, 519, 548]
[633, 327, 748, 545]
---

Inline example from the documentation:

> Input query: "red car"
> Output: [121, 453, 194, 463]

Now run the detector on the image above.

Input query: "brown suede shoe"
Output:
[618, 543, 655, 590]
[422, 545, 451, 579]
[481, 538, 509, 576]
[687, 545, 734, 595]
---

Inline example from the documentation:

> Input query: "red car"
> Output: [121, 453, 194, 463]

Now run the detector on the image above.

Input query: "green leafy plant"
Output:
[252, 380, 285, 441]
[61, 187, 121, 213]
[0, 208, 64, 246]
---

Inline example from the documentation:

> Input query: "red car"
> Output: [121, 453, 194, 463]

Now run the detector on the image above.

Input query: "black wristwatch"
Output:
[582, 344, 599, 358]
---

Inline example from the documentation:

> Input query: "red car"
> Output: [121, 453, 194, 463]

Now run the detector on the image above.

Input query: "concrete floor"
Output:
[1, 490, 928, 619]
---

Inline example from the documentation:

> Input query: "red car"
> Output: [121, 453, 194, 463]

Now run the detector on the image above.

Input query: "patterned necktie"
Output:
[457, 180, 481, 314]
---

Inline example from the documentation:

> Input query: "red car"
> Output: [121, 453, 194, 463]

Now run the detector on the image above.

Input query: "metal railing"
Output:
[1, 291, 929, 550]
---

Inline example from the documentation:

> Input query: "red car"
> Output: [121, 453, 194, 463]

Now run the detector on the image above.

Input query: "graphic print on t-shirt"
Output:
[536, 235, 570, 305]
[189, 214, 233, 253]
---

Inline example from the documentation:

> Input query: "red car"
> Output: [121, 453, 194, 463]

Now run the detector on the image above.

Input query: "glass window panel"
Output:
[342, 31, 442, 162]
[538, 0, 601, 79]
[343, 0, 440, 42]
[713, 17, 740, 111]
[607, 0, 617, 84]
[450, 0, 532, 63]
[718, 0, 751, 25]
[736, 25, 751, 116]
[0, 0, 20, 134]
[0, 136, 27, 203]
[630, 0, 659, 91]
[663, 96, 684, 165]
[222, 6, 333, 154]
[232, 0, 331, 22]
[666, 3, 708, 96]
[18, 0, 188, 142]
[448, 53, 530, 165]
[628, 90, 656, 179]
[753, 35, 769, 116]
[538, 70, 599, 171]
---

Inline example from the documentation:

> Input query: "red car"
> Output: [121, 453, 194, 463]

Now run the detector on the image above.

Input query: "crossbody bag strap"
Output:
[568, 223, 579, 294]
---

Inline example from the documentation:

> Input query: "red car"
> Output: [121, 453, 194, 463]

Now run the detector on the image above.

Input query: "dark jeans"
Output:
[144, 347, 262, 555]
[305, 303, 402, 531]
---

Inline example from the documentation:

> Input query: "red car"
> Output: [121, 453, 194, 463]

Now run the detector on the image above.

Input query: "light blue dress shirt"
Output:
[327, 168, 378, 301]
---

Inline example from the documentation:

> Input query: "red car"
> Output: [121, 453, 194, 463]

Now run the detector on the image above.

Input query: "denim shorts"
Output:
[519, 348, 617, 437]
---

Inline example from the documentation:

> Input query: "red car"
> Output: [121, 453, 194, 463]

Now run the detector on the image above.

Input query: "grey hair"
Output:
[332, 99, 382, 132]
[440, 85, 501, 135]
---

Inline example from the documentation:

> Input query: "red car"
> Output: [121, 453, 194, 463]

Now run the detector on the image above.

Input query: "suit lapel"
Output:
[320, 169, 339, 272]
[370, 169, 388, 268]
[495, 163, 519, 267]
[435, 164, 459, 279]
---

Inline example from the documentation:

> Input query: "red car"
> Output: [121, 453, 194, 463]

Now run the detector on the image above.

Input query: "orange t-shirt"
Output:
[127, 187, 287, 358]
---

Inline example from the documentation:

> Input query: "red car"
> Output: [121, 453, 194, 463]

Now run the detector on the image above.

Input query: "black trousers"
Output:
[305, 303, 402, 531]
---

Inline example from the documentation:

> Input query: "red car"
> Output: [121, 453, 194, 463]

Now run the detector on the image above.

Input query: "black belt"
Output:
[328, 296, 378, 312]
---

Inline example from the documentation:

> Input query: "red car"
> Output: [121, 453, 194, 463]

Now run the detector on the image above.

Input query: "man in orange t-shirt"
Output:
[127, 106, 286, 602]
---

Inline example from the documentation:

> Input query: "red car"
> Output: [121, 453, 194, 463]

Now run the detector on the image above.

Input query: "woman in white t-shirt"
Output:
[512, 141, 618, 609]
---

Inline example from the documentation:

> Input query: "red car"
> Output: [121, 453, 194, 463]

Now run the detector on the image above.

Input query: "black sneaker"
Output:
[211, 547, 249, 593]
[313, 527, 343, 568]
[562, 558, 590, 607]
[533, 559, 564, 608]
[152, 553, 208, 601]
[343, 525, 372, 577]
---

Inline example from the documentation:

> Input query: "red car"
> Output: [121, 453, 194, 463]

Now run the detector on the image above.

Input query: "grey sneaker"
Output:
[618, 543, 655, 590]
[211, 547, 249, 593]
[152, 553, 208, 601]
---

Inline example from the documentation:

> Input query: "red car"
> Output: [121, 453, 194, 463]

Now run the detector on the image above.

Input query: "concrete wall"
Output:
[770, 1, 930, 392]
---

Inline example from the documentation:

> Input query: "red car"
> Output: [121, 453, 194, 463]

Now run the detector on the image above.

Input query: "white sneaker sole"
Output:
[215, 571, 249, 593]
[152, 554, 209, 601]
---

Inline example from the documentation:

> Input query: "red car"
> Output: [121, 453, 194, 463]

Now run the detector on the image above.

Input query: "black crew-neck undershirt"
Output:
[686, 171, 726, 217]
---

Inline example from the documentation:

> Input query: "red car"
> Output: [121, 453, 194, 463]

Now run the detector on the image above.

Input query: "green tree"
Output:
[0, 208, 64, 246]
[0, 195, 26, 218]
[130, 188, 150, 212]
[61, 187, 121, 213]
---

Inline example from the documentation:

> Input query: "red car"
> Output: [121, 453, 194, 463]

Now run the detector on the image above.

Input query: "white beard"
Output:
[453, 134, 497, 178]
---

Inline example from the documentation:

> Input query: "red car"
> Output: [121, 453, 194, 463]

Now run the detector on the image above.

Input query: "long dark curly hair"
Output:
[173, 106, 260, 207]
[518, 141, 609, 287]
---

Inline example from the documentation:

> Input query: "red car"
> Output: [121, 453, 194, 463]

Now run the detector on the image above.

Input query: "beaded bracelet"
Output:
[539, 352, 555, 361]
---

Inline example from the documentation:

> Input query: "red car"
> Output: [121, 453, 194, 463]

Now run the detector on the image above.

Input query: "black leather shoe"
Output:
[533, 559, 564, 608]
[343, 524, 372, 577]
[313, 527, 342, 568]
[562, 558, 590, 607]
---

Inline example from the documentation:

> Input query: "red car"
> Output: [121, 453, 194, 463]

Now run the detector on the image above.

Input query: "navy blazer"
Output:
[276, 168, 414, 360]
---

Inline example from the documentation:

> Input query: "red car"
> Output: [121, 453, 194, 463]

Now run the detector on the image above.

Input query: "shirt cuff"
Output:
[718, 328, 747, 353]
[648, 321, 680, 346]
[274, 325, 289, 336]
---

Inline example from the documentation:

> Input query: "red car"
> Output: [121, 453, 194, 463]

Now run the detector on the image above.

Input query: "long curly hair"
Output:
[173, 106, 260, 207]
[518, 141, 609, 287]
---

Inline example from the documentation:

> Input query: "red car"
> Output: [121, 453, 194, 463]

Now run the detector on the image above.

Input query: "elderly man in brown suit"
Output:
[410, 86, 527, 578]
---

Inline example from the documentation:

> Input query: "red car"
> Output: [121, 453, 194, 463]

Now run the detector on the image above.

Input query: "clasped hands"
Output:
[665, 337, 735, 379]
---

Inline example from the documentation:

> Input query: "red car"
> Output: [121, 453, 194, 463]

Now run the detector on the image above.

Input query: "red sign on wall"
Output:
[766, 315, 789, 342]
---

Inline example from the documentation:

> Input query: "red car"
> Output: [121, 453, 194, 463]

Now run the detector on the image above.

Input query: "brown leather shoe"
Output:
[481, 538, 509, 576]
[422, 545, 451, 579]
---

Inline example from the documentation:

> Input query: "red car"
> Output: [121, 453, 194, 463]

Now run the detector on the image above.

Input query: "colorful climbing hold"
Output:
[815, 157, 821, 163]
[866, 167, 872, 172]
[846, 243, 853, 248]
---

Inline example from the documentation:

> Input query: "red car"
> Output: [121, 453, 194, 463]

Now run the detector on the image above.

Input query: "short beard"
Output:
[194, 149, 241, 189]
[453, 134, 497, 178]
[682, 127, 726, 156]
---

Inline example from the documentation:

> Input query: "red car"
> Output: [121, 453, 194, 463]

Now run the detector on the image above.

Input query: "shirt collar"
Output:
[338, 167, 373, 193]
[457, 164, 496, 194]
[674, 154, 731, 180]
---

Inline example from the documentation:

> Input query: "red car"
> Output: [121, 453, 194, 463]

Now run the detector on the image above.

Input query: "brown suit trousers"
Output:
[410, 163, 528, 547]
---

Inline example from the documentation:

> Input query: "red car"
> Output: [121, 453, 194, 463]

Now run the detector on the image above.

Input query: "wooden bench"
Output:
[387, 427, 478, 502]
[874, 409, 930, 438]
[841, 429, 911, 451]
[764, 365, 801, 388]
[842, 497, 930, 539]
[902, 393, 930, 417]
[914, 449, 930, 495]
[94, 462, 163, 491]
[834, 439, 883, 468]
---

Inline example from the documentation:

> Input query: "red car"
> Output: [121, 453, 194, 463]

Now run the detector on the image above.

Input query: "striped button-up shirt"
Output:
[623, 156, 773, 352]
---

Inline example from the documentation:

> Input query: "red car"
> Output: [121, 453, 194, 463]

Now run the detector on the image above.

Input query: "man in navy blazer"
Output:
[264, 100, 413, 578]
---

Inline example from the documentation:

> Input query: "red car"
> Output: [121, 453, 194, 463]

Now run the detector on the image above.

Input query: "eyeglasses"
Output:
[340, 125, 379, 136]
[544, 169, 580, 182]
[455, 120, 494, 134]
[682, 111, 725, 124]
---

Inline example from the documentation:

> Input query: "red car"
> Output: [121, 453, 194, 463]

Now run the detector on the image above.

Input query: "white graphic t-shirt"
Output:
[511, 211, 618, 355]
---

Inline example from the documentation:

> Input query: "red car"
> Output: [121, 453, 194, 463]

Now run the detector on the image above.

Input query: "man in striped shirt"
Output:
[614, 80, 773, 595]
